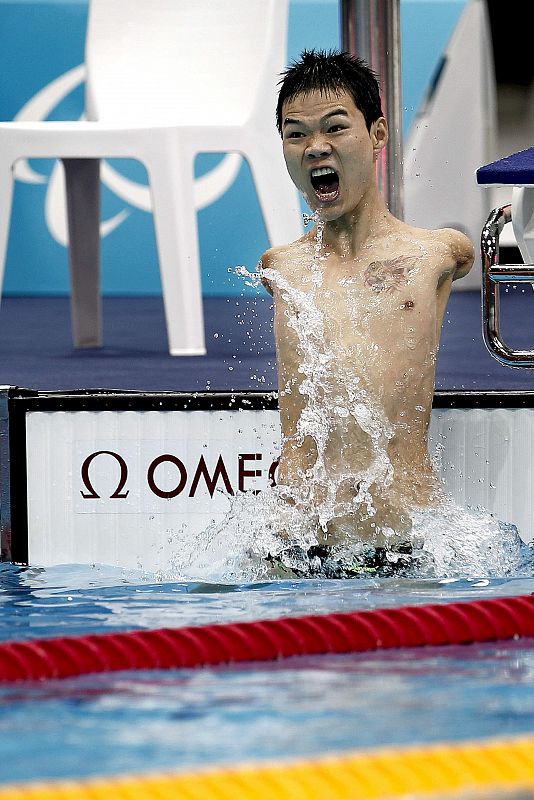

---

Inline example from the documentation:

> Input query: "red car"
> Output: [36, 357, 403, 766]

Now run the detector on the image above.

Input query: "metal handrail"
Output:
[481, 204, 534, 367]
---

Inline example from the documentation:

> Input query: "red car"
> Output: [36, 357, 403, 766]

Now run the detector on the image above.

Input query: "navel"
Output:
[401, 299, 415, 310]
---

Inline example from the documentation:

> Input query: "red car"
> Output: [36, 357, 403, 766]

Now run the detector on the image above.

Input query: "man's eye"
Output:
[286, 131, 304, 139]
[328, 125, 345, 133]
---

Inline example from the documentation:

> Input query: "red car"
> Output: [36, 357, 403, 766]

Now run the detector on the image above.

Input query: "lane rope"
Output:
[0, 735, 532, 799]
[0, 594, 533, 682]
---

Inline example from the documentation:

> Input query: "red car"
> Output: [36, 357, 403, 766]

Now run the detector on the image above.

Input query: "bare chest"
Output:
[273, 254, 439, 356]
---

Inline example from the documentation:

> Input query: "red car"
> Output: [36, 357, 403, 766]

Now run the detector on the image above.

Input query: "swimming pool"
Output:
[1, 389, 534, 796]
[1, 563, 533, 796]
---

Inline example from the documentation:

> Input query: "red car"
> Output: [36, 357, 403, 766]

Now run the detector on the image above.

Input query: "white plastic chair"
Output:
[0, 0, 302, 355]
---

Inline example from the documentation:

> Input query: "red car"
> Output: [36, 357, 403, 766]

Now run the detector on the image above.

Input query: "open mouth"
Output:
[310, 167, 340, 202]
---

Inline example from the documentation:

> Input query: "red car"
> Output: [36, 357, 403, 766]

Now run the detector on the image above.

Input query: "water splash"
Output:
[234, 265, 262, 289]
[412, 504, 532, 578]
[173, 489, 531, 582]
[175, 221, 532, 582]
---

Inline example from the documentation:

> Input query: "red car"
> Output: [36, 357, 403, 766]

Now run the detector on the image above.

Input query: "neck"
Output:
[320, 186, 394, 257]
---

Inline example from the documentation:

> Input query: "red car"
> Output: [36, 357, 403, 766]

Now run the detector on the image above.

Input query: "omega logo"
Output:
[81, 450, 129, 499]
[80, 451, 279, 500]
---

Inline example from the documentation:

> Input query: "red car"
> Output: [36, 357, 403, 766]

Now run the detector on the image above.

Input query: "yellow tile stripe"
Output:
[0, 736, 533, 799]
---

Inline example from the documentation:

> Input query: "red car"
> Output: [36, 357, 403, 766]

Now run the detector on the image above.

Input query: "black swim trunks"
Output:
[265, 542, 415, 579]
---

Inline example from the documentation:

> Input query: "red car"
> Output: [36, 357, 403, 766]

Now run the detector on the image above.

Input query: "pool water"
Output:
[0, 564, 533, 786]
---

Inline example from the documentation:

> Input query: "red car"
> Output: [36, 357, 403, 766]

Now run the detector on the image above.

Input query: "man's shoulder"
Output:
[417, 225, 475, 283]
[392, 220, 468, 249]
[393, 221, 474, 265]
[258, 237, 311, 294]
[432, 226, 475, 280]
[260, 236, 309, 269]
[258, 245, 285, 271]
[258, 242, 297, 295]
[432, 226, 474, 257]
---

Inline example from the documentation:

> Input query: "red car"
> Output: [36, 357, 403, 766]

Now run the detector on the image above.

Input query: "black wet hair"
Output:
[276, 49, 383, 136]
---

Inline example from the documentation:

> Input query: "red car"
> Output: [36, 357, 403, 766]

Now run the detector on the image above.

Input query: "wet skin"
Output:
[261, 90, 474, 547]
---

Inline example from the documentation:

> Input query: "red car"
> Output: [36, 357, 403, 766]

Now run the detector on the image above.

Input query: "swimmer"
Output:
[259, 50, 474, 553]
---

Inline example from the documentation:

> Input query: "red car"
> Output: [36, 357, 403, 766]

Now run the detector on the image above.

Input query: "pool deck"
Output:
[1, 289, 534, 393]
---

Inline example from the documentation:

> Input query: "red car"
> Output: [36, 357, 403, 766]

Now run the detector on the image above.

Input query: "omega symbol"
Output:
[80, 450, 129, 499]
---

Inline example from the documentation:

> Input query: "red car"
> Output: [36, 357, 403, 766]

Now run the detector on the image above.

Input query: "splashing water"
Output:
[411, 506, 530, 578]
[175, 480, 532, 584]
[178, 219, 533, 582]
[261, 218, 394, 533]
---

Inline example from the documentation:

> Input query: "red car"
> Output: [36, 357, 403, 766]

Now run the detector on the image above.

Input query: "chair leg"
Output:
[146, 148, 205, 356]
[62, 158, 102, 348]
[248, 136, 303, 247]
[0, 163, 15, 300]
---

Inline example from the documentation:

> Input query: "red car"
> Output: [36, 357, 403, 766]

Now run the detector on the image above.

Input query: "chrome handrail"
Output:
[481, 204, 534, 367]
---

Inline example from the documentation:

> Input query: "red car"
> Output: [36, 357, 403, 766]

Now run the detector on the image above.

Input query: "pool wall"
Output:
[1, 388, 532, 568]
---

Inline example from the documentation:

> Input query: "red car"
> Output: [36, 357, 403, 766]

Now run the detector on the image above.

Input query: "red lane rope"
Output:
[0, 595, 533, 682]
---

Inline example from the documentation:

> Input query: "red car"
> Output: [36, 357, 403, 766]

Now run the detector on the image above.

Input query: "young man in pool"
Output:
[259, 50, 474, 577]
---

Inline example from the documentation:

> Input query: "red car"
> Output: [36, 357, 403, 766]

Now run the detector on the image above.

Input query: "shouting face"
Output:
[281, 89, 388, 222]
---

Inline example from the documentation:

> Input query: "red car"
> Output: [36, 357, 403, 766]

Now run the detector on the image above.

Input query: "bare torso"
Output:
[261, 216, 473, 547]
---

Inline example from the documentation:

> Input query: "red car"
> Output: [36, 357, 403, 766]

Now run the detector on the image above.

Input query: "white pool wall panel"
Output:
[429, 408, 533, 542]
[26, 409, 281, 570]
[25, 405, 534, 569]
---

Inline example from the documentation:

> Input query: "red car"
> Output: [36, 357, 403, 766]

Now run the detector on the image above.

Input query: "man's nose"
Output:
[305, 135, 332, 159]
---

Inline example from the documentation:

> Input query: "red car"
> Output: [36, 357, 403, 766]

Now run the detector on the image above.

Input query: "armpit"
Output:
[437, 266, 455, 289]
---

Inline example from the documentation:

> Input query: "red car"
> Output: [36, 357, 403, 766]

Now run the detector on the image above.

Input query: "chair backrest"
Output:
[85, 0, 288, 125]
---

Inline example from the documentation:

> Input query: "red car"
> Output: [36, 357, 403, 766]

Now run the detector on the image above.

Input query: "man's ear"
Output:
[371, 117, 388, 157]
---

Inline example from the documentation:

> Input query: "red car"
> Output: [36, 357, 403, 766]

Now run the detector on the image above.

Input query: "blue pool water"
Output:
[0, 564, 533, 786]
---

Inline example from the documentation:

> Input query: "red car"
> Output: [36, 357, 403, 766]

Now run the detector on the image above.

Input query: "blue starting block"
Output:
[477, 148, 534, 368]
[477, 147, 534, 188]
